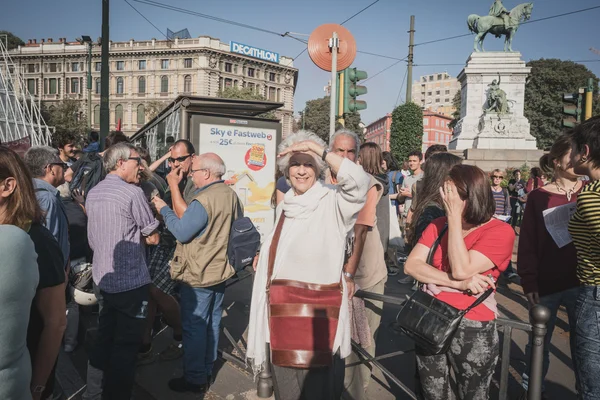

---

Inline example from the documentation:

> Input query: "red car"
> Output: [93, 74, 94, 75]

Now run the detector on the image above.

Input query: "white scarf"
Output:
[246, 180, 350, 376]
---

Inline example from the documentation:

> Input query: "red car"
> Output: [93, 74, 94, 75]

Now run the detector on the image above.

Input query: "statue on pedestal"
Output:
[467, 2, 533, 52]
[485, 77, 510, 114]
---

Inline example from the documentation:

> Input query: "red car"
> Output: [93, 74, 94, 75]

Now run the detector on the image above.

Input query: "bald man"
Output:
[152, 153, 242, 394]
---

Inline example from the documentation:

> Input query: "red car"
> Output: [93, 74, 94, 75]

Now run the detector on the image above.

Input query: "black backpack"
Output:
[228, 216, 261, 273]
[69, 153, 106, 199]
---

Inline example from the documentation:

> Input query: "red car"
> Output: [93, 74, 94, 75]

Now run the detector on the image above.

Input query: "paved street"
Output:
[60, 236, 578, 400]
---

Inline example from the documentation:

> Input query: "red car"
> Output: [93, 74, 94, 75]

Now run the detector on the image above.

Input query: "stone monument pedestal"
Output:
[449, 52, 537, 151]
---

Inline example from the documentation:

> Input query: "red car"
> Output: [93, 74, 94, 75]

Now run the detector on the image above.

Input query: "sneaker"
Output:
[397, 276, 414, 285]
[387, 266, 399, 276]
[159, 341, 183, 361]
[168, 377, 207, 394]
[64, 343, 76, 353]
[137, 347, 155, 366]
[507, 272, 519, 280]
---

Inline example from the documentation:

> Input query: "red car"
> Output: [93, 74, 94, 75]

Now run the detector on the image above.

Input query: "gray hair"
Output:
[329, 129, 361, 155]
[277, 130, 327, 178]
[198, 154, 226, 178]
[24, 146, 60, 178]
[104, 142, 137, 172]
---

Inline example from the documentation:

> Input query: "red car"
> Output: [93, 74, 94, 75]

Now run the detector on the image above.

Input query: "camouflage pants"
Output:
[415, 319, 499, 400]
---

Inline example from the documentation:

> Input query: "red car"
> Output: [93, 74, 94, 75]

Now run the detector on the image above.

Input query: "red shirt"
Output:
[418, 217, 515, 321]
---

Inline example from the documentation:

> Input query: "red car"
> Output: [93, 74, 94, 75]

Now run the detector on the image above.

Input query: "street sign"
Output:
[307, 24, 356, 72]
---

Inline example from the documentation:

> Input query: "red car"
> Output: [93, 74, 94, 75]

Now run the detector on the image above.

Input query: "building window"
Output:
[27, 64, 36, 73]
[94, 105, 100, 125]
[71, 62, 80, 72]
[137, 104, 145, 125]
[423, 119, 429, 126]
[445, 98, 449, 103]
[248, 68, 255, 78]
[247, 82, 255, 92]
[49, 63, 57, 73]
[435, 119, 439, 126]
[139, 60, 146, 70]
[71, 78, 79, 94]
[184, 58, 192, 68]
[437, 74, 443, 80]
[435, 99, 440, 103]
[95, 62, 101, 72]
[427, 91, 432, 96]
[269, 72, 276, 82]
[27, 79, 36, 95]
[116, 77, 124, 94]
[436, 90, 440, 95]
[268, 87, 276, 101]
[225, 62, 232, 73]
[95, 78, 101, 94]
[435, 132, 439, 142]
[49, 78, 57, 94]
[138, 76, 146, 93]
[116, 61, 124, 71]
[115, 104, 123, 124]
[224, 78, 233, 88]
[183, 75, 192, 93]
[445, 90, 450, 95]
[160, 76, 168, 93]
[234, 64, 238, 74]
[161, 59, 169, 69]
[428, 75, 433, 81]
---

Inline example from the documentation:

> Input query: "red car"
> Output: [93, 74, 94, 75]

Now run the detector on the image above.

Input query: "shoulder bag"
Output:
[266, 215, 343, 368]
[395, 225, 494, 355]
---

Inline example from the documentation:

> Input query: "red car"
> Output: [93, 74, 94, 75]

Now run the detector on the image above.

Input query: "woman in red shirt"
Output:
[518, 135, 584, 396]
[405, 165, 515, 400]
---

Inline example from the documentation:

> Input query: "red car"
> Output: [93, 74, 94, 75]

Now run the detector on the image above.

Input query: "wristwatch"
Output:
[343, 271, 354, 280]
[321, 148, 330, 161]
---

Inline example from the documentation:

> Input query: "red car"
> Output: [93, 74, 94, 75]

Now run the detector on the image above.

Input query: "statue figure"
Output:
[485, 77, 509, 114]
[467, 2, 533, 52]
[489, 0, 510, 33]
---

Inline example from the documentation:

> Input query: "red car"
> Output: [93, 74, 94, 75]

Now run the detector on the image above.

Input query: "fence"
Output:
[253, 289, 551, 400]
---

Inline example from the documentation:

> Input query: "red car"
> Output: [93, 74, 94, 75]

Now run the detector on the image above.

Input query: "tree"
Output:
[145, 100, 166, 120]
[525, 59, 600, 149]
[218, 86, 275, 119]
[0, 31, 25, 50]
[298, 96, 364, 143]
[448, 89, 461, 130]
[390, 102, 423, 163]
[43, 100, 88, 136]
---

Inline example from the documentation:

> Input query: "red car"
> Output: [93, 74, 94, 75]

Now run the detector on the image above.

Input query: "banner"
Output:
[199, 123, 277, 239]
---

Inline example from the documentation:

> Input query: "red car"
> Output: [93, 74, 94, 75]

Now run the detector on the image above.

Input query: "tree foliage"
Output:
[390, 102, 423, 163]
[298, 96, 364, 144]
[43, 100, 88, 136]
[525, 59, 600, 150]
[145, 100, 166, 120]
[448, 89, 461, 130]
[217, 86, 275, 119]
[0, 31, 25, 50]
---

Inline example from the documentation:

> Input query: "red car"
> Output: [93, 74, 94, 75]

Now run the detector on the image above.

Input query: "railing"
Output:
[253, 290, 550, 400]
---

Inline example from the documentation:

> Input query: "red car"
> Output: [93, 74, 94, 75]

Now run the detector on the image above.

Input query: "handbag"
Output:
[266, 215, 343, 368]
[395, 225, 494, 355]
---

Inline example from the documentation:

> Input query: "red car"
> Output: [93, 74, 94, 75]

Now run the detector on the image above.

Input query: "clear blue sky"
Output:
[2, 0, 599, 125]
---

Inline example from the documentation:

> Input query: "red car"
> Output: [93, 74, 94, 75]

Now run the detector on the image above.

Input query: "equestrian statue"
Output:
[467, 1, 533, 52]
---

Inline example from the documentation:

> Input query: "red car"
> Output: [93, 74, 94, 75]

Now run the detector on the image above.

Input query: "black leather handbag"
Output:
[395, 226, 494, 355]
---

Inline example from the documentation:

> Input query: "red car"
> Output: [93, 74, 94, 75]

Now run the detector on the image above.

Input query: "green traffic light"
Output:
[348, 68, 368, 81]
[343, 67, 368, 114]
[349, 100, 367, 112]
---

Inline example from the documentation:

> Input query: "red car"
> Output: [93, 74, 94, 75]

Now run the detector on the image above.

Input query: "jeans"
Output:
[574, 286, 600, 399]
[522, 287, 579, 392]
[179, 282, 226, 385]
[88, 284, 149, 400]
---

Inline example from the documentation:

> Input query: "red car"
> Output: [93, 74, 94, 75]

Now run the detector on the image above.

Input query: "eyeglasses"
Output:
[127, 157, 142, 166]
[492, 175, 504, 179]
[168, 154, 191, 164]
[48, 163, 68, 170]
[190, 168, 208, 175]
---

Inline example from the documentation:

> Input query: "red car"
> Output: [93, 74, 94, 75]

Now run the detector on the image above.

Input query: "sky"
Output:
[2, 0, 599, 125]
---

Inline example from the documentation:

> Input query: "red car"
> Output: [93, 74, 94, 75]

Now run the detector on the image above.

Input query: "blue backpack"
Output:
[228, 217, 261, 273]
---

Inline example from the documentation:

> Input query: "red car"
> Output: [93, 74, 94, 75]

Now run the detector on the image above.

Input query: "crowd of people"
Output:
[0, 115, 599, 400]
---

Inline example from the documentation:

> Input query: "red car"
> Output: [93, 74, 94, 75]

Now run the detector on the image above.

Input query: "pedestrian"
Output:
[526, 167, 545, 193]
[83, 131, 100, 153]
[382, 151, 403, 214]
[398, 150, 424, 226]
[343, 140, 388, 400]
[404, 164, 515, 400]
[518, 135, 584, 399]
[24, 146, 70, 270]
[85, 143, 160, 400]
[246, 131, 369, 400]
[508, 169, 526, 229]
[490, 169, 519, 280]
[151, 152, 243, 394]
[567, 116, 600, 399]
[53, 131, 79, 167]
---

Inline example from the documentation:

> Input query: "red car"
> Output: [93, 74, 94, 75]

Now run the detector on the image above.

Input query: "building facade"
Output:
[364, 113, 392, 151]
[422, 110, 453, 152]
[411, 72, 459, 117]
[8, 36, 298, 137]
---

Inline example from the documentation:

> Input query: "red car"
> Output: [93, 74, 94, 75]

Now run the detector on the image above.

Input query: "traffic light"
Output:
[562, 89, 584, 129]
[343, 67, 368, 113]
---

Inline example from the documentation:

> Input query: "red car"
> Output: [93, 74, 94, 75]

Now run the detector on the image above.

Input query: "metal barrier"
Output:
[254, 290, 550, 400]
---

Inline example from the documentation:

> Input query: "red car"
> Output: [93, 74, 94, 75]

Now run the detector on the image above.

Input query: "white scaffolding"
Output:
[0, 37, 52, 147]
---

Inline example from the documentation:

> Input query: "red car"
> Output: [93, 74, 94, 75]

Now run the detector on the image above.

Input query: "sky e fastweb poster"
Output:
[199, 123, 277, 239]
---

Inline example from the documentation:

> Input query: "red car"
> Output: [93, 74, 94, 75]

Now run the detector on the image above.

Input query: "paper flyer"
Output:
[542, 203, 577, 248]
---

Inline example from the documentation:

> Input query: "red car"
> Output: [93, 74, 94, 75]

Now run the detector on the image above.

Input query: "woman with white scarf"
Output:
[247, 131, 370, 400]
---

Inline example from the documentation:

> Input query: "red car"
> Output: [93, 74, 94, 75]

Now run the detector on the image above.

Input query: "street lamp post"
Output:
[81, 35, 93, 132]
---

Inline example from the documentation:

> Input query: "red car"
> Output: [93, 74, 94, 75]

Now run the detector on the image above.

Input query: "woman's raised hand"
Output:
[277, 141, 323, 158]
[439, 180, 466, 220]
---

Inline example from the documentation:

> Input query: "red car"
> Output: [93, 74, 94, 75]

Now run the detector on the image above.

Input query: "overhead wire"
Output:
[394, 67, 408, 107]
[340, 0, 380, 25]
[362, 57, 407, 84]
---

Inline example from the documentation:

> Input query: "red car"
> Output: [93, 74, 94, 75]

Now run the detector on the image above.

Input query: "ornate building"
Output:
[8, 36, 298, 137]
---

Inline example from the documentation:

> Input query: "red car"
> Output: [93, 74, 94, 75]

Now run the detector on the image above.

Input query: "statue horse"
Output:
[467, 2, 533, 52]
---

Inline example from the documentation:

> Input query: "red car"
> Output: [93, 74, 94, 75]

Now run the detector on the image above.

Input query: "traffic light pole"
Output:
[405, 15, 415, 103]
[585, 78, 593, 121]
[100, 0, 110, 150]
[338, 70, 345, 128]
[329, 32, 338, 141]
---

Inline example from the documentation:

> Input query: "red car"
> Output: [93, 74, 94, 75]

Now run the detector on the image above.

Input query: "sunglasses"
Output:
[492, 175, 504, 179]
[168, 154, 192, 164]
